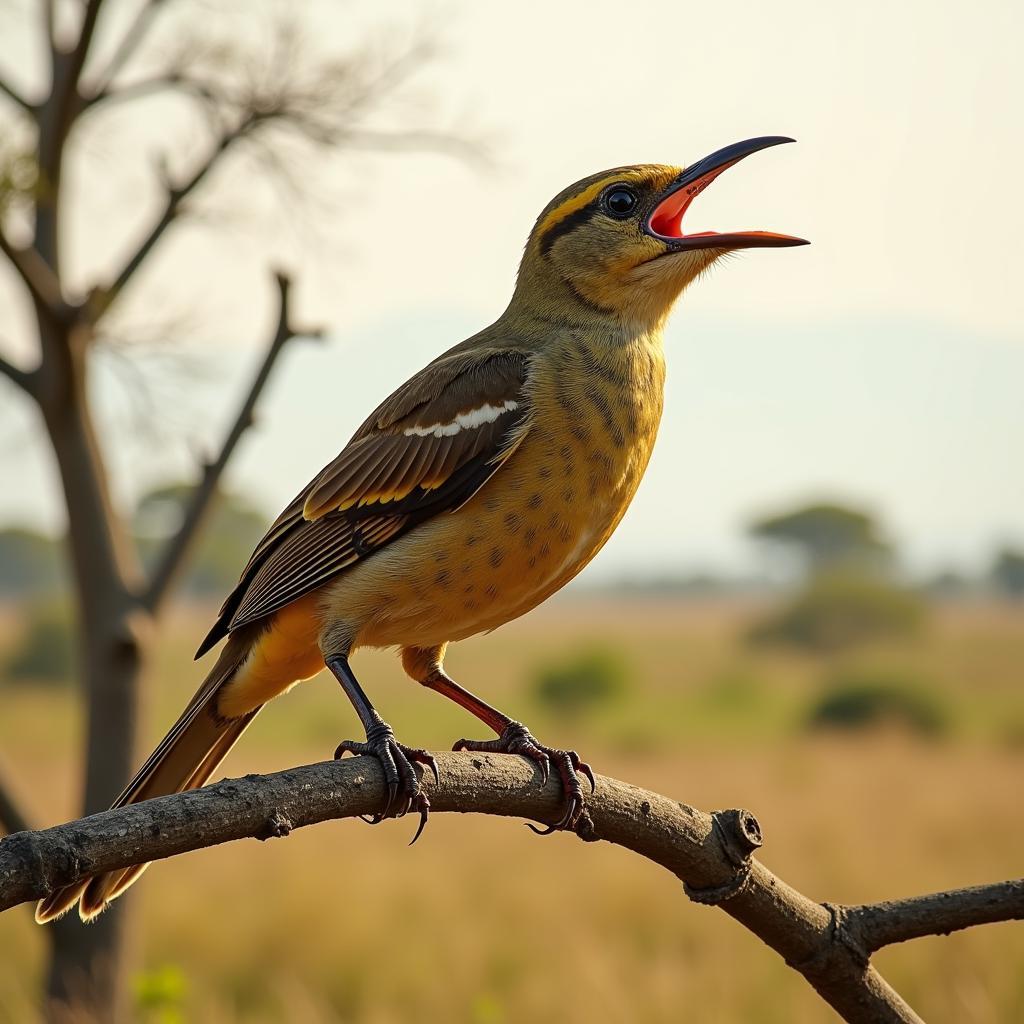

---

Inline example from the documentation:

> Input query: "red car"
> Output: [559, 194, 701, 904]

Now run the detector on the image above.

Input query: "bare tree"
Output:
[0, 2, 473, 1018]
[1, 753, 1021, 1023]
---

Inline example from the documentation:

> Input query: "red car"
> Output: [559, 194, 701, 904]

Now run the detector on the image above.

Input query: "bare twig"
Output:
[2, 754, 1020, 1023]
[845, 881, 1024, 954]
[65, 0, 105, 96]
[0, 75, 33, 113]
[93, 110, 281, 318]
[86, 0, 167, 97]
[83, 72, 189, 109]
[141, 271, 322, 613]
[0, 228, 72, 324]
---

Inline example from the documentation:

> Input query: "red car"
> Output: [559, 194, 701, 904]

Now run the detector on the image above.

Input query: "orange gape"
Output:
[37, 138, 807, 924]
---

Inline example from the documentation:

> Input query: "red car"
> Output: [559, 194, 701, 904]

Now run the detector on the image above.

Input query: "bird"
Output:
[36, 135, 807, 924]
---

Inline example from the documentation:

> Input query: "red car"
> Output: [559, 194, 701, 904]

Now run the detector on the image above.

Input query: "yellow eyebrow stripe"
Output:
[535, 170, 647, 241]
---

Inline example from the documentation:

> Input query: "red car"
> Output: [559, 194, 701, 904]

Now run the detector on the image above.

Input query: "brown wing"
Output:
[195, 348, 531, 658]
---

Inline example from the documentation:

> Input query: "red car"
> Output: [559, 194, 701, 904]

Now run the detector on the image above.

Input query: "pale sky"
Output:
[1, 0, 1022, 578]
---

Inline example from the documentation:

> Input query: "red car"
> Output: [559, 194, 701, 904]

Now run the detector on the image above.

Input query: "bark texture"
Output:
[2, 753, 1021, 1024]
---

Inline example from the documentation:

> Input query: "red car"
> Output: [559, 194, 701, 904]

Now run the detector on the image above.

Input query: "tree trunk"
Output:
[39, 344, 147, 1023]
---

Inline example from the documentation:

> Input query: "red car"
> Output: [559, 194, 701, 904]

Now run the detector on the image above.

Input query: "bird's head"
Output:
[516, 136, 808, 330]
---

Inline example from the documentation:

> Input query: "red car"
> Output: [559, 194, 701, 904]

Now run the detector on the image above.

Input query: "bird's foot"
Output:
[452, 721, 595, 833]
[335, 722, 439, 844]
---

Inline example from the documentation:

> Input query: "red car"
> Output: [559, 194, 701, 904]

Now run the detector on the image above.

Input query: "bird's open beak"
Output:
[646, 136, 809, 250]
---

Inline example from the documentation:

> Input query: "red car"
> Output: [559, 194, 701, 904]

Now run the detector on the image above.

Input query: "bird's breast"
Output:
[341, 331, 667, 649]
[522, 331, 666, 577]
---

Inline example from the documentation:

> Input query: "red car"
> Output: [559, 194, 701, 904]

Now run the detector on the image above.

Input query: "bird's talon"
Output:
[526, 821, 558, 836]
[334, 731, 431, 837]
[455, 722, 593, 834]
[408, 795, 430, 846]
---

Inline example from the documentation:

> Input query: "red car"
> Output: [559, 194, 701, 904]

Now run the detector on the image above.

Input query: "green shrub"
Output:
[532, 646, 628, 719]
[3, 601, 75, 686]
[749, 571, 925, 653]
[806, 672, 950, 737]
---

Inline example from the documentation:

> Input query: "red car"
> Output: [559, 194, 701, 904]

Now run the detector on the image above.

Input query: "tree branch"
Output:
[86, 0, 167, 98]
[0, 75, 33, 113]
[0, 227, 74, 326]
[2, 754, 1020, 1023]
[845, 881, 1024, 954]
[93, 112, 268, 317]
[65, 0, 105, 97]
[83, 71, 195, 110]
[42, 0, 55, 51]
[140, 271, 322, 613]
[0, 350, 37, 397]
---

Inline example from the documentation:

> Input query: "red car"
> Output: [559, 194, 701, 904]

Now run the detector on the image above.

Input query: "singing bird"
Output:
[37, 136, 807, 923]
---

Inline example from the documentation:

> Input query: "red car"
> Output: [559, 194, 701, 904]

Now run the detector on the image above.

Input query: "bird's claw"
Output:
[526, 791, 584, 835]
[454, 721, 594, 833]
[334, 727, 437, 844]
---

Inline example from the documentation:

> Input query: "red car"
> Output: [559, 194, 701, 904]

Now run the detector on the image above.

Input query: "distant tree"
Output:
[748, 570, 925, 653]
[990, 548, 1024, 598]
[0, 3, 476, 1018]
[749, 502, 891, 578]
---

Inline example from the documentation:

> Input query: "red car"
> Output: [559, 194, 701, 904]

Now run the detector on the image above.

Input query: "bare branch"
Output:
[85, 21, 483, 319]
[65, 0, 106, 95]
[43, 0, 56, 51]
[0, 227, 74, 324]
[87, 0, 168, 97]
[3, 754, 1021, 1022]
[0, 75, 33, 114]
[93, 110, 277, 318]
[0, 759, 34, 837]
[40, 0, 106, 160]
[845, 880, 1024, 954]
[83, 71, 210, 111]
[0, 350, 37, 397]
[141, 271, 322, 613]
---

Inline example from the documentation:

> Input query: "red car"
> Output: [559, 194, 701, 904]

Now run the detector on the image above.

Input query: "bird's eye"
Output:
[604, 187, 638, 218]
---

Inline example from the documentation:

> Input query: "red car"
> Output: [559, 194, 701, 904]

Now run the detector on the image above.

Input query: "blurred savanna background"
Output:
[1, 1, 1022, 1022]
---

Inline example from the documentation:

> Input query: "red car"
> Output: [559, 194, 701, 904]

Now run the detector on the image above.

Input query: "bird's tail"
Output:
[35, 630, 260, 924]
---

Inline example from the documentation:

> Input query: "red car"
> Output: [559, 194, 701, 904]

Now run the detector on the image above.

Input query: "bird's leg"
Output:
[326, 655, 438, 843]
[420, 664, 595, 834]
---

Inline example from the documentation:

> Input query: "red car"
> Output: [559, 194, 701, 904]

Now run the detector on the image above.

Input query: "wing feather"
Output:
[195, 349, 532, 657]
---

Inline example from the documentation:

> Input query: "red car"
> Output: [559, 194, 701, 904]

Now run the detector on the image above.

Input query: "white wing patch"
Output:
[403, 400, 520, 438]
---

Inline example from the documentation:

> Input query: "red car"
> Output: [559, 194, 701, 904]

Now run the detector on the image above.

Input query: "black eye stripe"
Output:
[538, 203, 602, 257]
[538, 180, 644, 257]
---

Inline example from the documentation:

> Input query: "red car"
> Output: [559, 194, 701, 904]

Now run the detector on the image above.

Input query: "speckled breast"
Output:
[351, 330, 666, 650]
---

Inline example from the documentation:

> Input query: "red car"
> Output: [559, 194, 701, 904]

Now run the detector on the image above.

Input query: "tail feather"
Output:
[36, 633, 259, 924]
